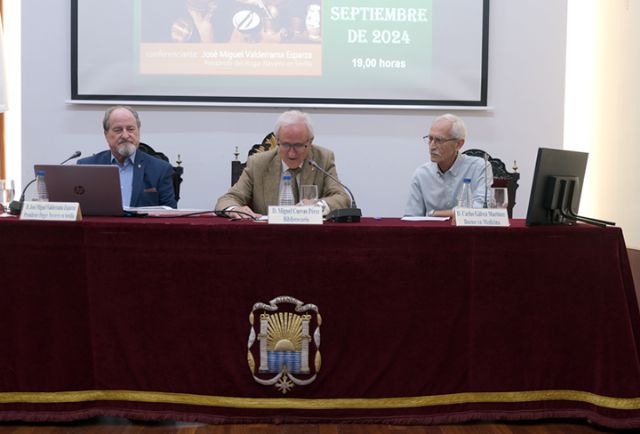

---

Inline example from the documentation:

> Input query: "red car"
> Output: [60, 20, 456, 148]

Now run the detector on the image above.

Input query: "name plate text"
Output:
[268, 205, 323, 225]
[454, 207, 509, 227]
[20, 201, 82, 222]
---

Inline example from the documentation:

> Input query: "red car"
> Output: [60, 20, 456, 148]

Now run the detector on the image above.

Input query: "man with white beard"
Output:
[78, 106, 177, 208]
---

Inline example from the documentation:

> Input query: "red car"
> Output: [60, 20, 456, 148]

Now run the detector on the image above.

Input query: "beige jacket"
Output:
[215, 145, 351, 214]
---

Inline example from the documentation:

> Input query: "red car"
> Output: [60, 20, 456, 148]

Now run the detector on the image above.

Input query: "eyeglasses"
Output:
[423, 135, 458, 146]
[278, 142, 308, 151]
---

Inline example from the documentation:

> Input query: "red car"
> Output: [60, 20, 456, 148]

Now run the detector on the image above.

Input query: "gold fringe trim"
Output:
[0, 389, 639, 410]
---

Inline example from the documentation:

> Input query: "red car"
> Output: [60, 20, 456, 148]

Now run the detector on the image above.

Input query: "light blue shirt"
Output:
[404, 153, 493, 216]
[110, 151, 136, 207]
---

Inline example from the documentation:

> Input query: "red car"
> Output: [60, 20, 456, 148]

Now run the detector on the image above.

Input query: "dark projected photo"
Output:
[72, 0, 489, 107]
[140, 0, 324, 77]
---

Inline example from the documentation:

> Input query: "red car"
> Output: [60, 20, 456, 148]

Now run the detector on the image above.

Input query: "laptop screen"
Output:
[33, 164, 124, 216]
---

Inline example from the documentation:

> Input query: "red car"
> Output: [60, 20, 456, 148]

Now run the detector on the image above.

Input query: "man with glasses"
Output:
[404, 113, 492, 218]
[216, 110, 350, 219]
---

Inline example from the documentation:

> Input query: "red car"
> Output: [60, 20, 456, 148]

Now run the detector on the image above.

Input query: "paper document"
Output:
[126, 207, 211, 216]
[401, 216, 450, 222]
[125, 206, 173, 211]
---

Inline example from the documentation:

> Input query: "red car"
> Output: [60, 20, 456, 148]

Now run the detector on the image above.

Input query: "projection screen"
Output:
[72, 0, 489, 108]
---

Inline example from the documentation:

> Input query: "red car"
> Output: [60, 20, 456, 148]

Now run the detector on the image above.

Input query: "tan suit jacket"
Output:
[215, 145, 351, 214]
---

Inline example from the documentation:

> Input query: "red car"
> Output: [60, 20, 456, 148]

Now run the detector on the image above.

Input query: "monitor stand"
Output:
[547, 176, 616, 227]
[561, 207, 615, 227]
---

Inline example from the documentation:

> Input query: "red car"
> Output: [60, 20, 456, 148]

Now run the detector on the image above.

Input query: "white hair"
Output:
[434, 113, 467, 140]
[274, 110, 315, 140]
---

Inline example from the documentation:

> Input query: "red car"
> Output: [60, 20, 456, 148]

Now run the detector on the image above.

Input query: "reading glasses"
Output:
[423, 135, 459, 146]
[278, 142, 309, 151]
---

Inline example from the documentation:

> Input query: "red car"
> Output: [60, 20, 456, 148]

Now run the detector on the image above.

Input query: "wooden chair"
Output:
[462, 148, 520, 218]
[138, 142, 184, 203]
[231, 132, 277, 186]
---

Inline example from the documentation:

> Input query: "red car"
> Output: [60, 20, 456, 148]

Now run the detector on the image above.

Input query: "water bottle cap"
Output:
[463, 178, 471, 183]
[36, 170, 46, 176]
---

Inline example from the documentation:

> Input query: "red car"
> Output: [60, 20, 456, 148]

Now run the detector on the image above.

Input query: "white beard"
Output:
[117, 142, 136, 158]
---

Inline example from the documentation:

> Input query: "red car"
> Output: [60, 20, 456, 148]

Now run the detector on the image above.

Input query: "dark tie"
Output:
[288, 168, 301, 204]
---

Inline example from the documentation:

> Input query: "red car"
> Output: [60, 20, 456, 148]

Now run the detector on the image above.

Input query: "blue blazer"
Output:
[78, 150, 177, 208]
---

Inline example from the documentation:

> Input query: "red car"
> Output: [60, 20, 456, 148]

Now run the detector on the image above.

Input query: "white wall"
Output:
[20, 0, 568, 218]
[564, 0, 639, 249]
[589, 0, 640, 249]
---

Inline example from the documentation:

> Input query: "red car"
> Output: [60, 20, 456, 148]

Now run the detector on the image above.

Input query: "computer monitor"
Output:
[525, 147, 613, 227]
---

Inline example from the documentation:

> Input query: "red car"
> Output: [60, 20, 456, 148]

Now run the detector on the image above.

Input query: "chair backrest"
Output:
[231, 132, 277, 186]
[462, 148, 520, 218]
[138, 142, 183, 203]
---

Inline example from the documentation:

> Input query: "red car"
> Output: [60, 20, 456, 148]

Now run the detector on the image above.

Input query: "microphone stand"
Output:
[483, 152, 490, 208]
[308, 160, 362, 223]
[8, 151, 82, 215]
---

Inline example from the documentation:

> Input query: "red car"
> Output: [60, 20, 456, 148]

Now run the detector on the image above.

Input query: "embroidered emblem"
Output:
[247, 296, 321, 394]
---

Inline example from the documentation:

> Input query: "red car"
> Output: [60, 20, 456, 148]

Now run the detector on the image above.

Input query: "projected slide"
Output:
[73, 0, 489, 107]
[140, 0, 326, 77]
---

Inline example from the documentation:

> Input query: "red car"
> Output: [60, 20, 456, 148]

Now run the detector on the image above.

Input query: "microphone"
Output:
[483, 152, 490, 208]
[308, 159, 362, 223]
[59, 150, 82, 165]
[8, 151, 82, 215]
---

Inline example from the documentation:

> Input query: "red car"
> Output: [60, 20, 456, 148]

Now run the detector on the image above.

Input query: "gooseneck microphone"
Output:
[308, 159, 362, 223]
[483, 152, 490, 208]
[59, 150, 82, 165]
[8, 151, 82, 215]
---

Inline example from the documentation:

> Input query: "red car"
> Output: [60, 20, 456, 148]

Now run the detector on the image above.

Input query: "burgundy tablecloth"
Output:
[0, 217, 638, 428]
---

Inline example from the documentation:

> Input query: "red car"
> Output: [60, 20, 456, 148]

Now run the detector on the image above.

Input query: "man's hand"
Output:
[297, 199, 319, 206]
[432, 209, 455, 218]
[227, 206, 261, 220]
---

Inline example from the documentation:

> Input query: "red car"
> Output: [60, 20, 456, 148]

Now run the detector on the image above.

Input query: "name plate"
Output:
[20, 201, 82, 222]
[268, 205, 323, 225]
[454, 207, 509, 227]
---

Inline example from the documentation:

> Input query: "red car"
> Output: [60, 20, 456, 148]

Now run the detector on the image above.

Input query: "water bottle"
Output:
[278, 174, 294, 206]
[34, 170, 49, 202]
[457, 178, 472, 208]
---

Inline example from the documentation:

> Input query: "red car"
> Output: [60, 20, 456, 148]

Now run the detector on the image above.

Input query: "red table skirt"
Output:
[0, 217, 639, 428]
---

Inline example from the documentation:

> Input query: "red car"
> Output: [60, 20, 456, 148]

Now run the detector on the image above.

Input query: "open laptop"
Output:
[33, 164, 125, 216]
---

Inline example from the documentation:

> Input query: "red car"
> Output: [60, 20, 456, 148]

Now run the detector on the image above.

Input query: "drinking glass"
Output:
[0, 179, 15, 216]
[490, 187, 509, 209]
[299, 185, 319, 206]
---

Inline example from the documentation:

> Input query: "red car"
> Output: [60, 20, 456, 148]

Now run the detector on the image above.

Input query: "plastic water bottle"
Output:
[34, 170, 49, 202]
[457, 178, 472, 208]
[278, 174, 294, 206]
